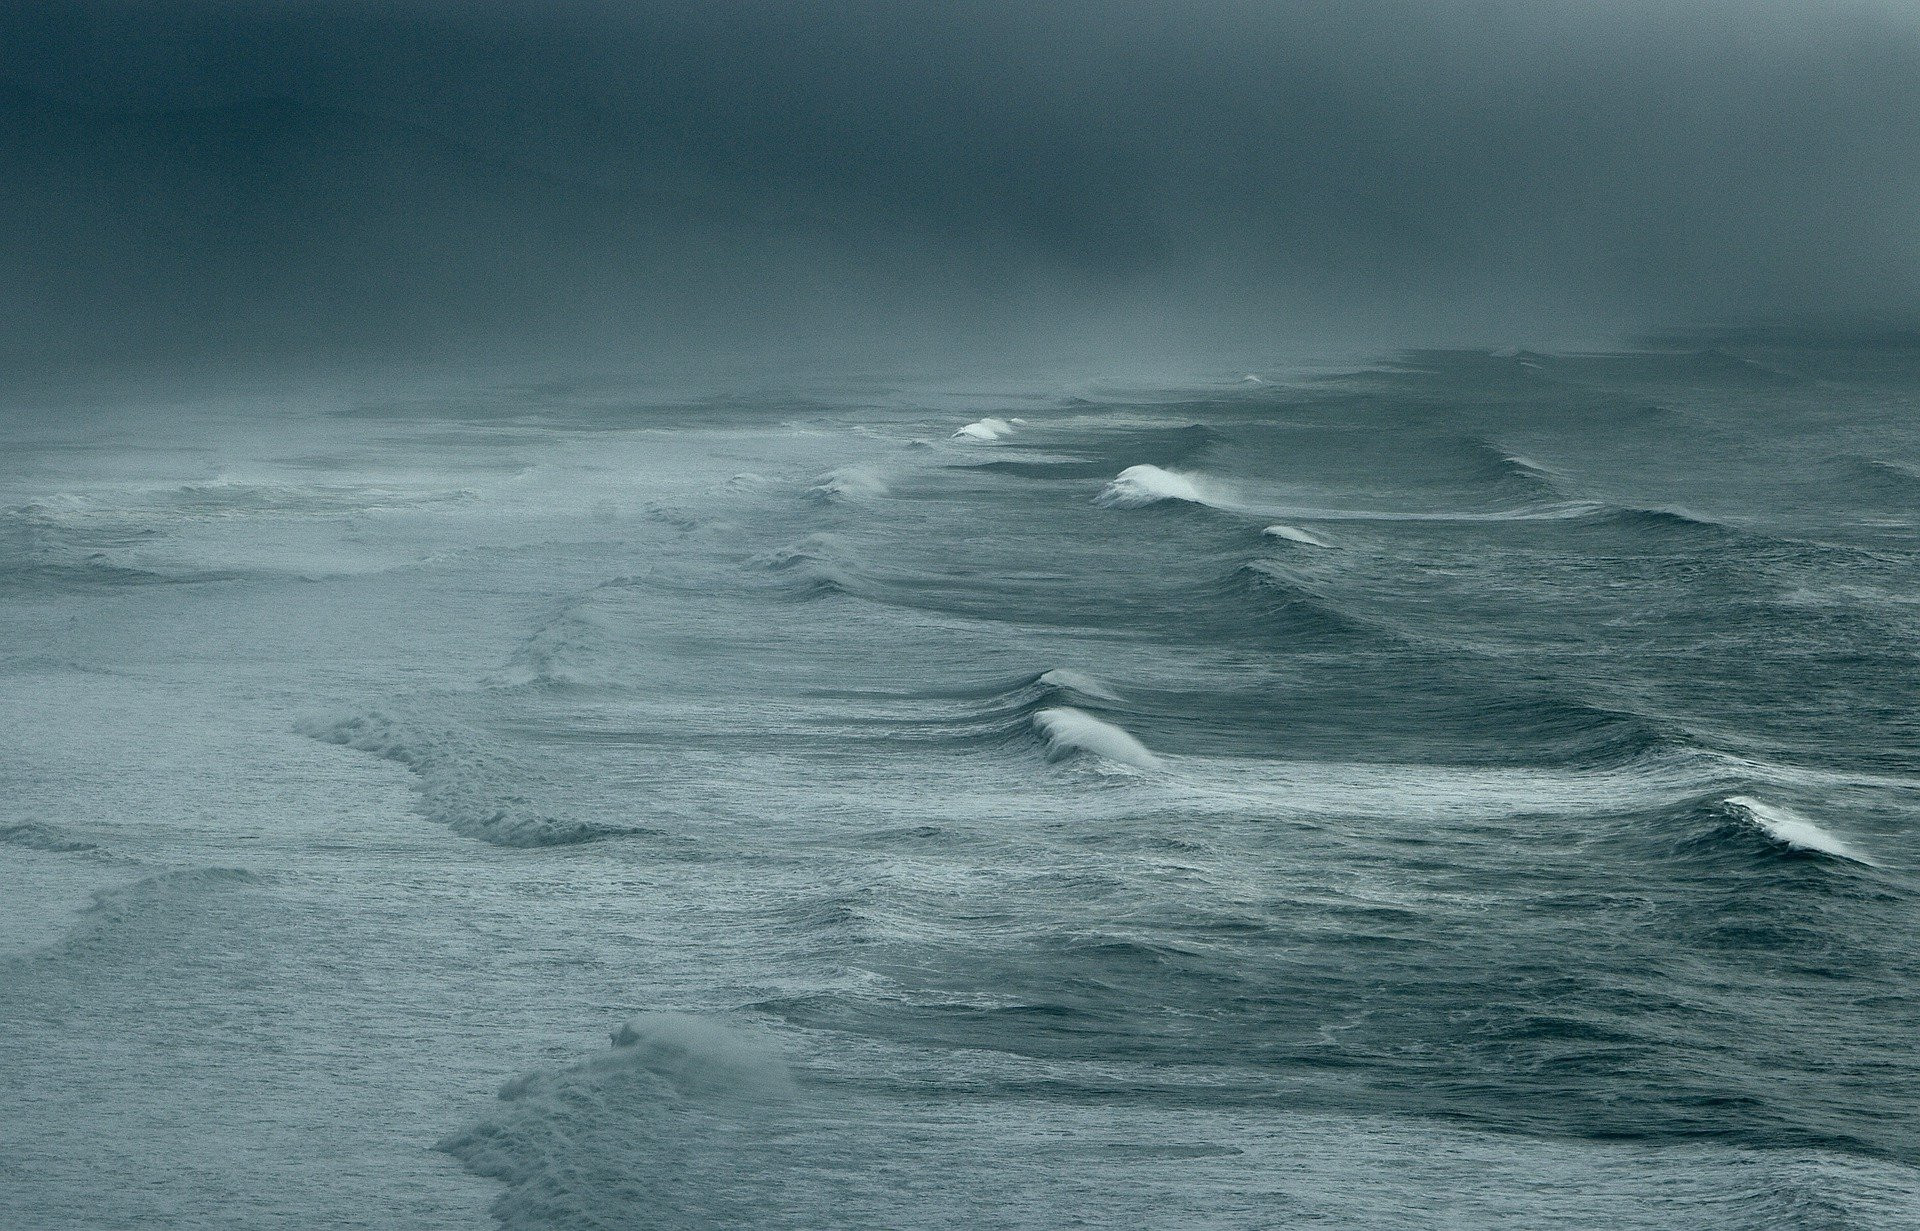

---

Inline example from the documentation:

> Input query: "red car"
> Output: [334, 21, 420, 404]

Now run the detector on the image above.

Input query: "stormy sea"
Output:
[3, 334, 1917, 1229]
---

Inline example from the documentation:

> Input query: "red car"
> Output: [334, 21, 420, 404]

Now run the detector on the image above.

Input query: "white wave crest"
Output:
[953, 417, 1016, 441]
[1262, 524, 1331, 547]
[1036, 668, 1124, 702]
[1094, 465, 1215, 509]
[1032, 707, 1161, 771]
[1724, 795, 1876, 865]
[808, 468, 889, 502]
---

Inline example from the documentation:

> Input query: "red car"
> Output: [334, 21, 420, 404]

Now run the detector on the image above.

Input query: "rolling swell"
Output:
[1461, 438, 1564, 504]
[841, 668, 1154, 766]
[1217, 560, 1401, 648]
[0, 501, 233, 590]
[8, 867, 262, 963]
[966, 423, 1220, 481]
[1572, 503, 1735, 540]
[297, 710, 626, 847]
[490, 577, 647, 688]
[748, 534, 864, 599]
[1847, 457, 1920, 501]
[0, 821, 105, 854]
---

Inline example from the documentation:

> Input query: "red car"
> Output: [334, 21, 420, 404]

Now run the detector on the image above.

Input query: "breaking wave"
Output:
[1262, 523, 1332, 548]
[807, 468, 889, 504]
[1722, 795, 1877, 865]
[748, 533, 864, 598]
[1031, 706, 1161, 771]
[1093, 465, 1221, 510]
[439, 1013, 796, 1229]
[297, 710, 627, 847]
[490, 578, 645, 688]
[953, 416, 1017, 441]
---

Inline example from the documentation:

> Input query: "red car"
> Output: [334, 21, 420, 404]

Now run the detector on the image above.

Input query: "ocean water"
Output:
[4, 341, 1919, 1229]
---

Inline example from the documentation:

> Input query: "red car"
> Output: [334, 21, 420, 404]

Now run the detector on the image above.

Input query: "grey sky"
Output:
[3, 1, 1916, 377]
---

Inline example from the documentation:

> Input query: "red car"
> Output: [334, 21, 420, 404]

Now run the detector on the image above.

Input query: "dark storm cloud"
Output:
[3, 0, 1917, 376]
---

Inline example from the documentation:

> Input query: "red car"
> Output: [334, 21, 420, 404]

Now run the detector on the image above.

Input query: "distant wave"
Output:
[489, 577, 645, 687]
[1250, 502, 1599, 525]
[163, 480, 476, 517]
[1031, 706, 1161, 771]
[1723, 795, 1877, 865]
[1463, 439, 1564, 503]
[1222, 560, 1397, 648]
[806, 468, 889, 504]
[1091, 465, 1597, 525]
[1262, 524, 1332, 548]
[953, 416, 1017, 441]
[1573, 503, 1731, 537]
[748, 533, 863, 599]
[298, 710, 627, 847]
[1848, 458, 1920, 499]
[960, 666, 1129, 714]
[0, 821, 103, 855]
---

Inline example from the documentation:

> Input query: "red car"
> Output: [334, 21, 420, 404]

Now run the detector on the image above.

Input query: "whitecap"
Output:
[807, 468, 889, 502]
[953, 417, 1016, 441]
[1724, 795, 1876, 865]
[1032, 707, 1161, 771]
[1094, 465, 1214, 510]
[1262, 524, 1331, 548]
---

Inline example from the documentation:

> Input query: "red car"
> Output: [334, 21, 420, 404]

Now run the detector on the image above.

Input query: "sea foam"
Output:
[438, 1013, 795, 1228]
[1094, 465, 1215, 510]
[1724, 795, 1876, 865]
[1032, 707, 1161, 770]
[298, 710, 623, 847]
[807, 468, 889, 503]
[954, 417, 1017, 441]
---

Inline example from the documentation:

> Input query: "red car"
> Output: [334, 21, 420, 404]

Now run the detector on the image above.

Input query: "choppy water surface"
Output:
[4, 341, 1920, 1228]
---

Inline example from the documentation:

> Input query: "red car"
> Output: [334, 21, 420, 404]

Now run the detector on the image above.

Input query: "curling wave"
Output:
[1722, 795, 1877, 865]
[953, 417, 1017, 441]
[1031, 706, 1161, 771]
[1262, 524, 1332, 548]
[1093, 465, 1224, 510]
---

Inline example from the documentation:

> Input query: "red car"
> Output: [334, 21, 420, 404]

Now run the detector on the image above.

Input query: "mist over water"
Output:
[5, 1, 1920, 379]
[6, 2, 1920, 1228]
